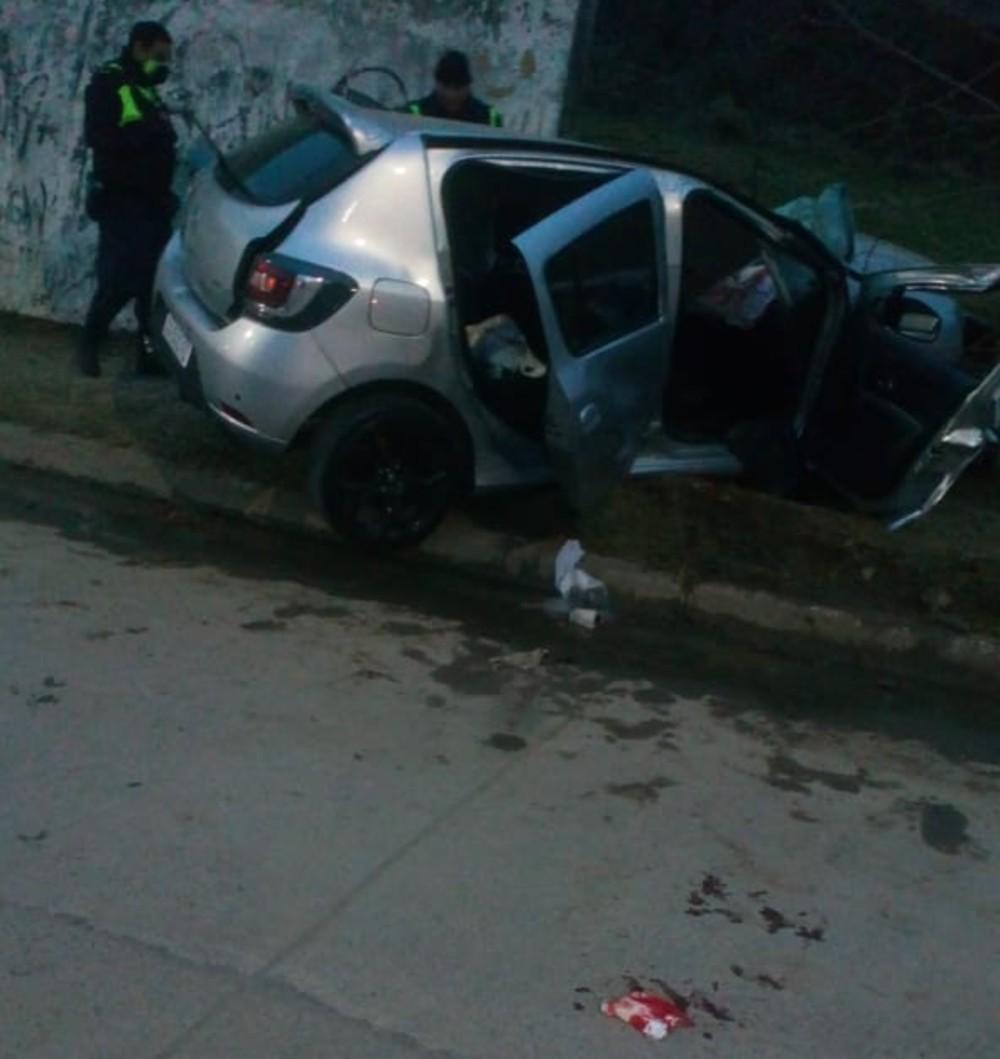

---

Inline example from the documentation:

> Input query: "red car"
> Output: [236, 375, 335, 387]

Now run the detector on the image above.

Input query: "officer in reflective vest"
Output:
[78, 21, 178, 378]
[407, 51, 503, 128]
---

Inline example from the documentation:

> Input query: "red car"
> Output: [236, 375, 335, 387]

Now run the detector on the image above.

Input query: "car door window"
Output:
[543, 200, 659, 357]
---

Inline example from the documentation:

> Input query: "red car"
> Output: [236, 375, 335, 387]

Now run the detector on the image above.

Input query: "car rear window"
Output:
[222, 114, 362, 206]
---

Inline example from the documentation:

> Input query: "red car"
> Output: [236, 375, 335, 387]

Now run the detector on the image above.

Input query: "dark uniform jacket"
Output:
[408, 93, 503, 127]
[84, 52, 177, 202]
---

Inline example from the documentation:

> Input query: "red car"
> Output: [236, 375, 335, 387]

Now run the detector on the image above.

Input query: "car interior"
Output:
[665, 191, 829, 444]
[675, 192, 986, 498]
[441, 164, 984, 500]
[806, 297, 978, 499]
[441, 159, 614, 438]
[442, 164, 830, 454]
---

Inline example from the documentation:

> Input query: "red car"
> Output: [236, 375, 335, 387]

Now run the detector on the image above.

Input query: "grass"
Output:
[565, 107, 1000, 267]
[583, 468, 1000, 635]
[0, 315, 298, 488]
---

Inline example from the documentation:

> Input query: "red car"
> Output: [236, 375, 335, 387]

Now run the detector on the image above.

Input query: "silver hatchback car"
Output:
[154, 87, 1000, 547]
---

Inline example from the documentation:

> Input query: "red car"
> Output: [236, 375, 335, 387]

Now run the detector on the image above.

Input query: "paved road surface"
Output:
[1, 466, 997, 1058]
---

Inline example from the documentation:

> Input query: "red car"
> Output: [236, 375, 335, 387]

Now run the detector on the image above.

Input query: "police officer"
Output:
[408, 51, 503, 127]
[77, 21, 178, 378]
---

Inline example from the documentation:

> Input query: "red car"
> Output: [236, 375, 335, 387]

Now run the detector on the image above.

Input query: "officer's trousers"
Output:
[82, 194, 174, 352]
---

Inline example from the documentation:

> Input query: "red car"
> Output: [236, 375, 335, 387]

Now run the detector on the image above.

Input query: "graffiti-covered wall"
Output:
[0, 0, 586, 323]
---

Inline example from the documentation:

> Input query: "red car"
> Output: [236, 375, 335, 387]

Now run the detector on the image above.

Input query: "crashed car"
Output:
[153, 87, 1000, 547]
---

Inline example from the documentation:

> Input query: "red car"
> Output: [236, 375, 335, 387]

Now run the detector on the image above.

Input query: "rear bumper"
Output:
[152, 234, 346, 450]
[148, 300, 208, 409]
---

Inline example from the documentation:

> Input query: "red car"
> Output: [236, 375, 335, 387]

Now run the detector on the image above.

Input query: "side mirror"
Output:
[879, 291, 942, 342]
[897, 308, 943, 342]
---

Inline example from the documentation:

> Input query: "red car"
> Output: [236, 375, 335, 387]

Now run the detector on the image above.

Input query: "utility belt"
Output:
[85, 173, 178, 223]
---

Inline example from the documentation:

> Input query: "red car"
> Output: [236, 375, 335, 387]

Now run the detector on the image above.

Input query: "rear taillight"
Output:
[241, 254, 358, 331]
[246, 257, 296, 309]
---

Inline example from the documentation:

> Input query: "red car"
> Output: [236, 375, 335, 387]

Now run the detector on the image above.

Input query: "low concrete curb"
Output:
[2, 419, 999, 682]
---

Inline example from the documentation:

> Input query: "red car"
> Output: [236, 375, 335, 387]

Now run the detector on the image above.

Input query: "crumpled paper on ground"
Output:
[601, 991, 694, 1040]
[554, 540, 608, 612]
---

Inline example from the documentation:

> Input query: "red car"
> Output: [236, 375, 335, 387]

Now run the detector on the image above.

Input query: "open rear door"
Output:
[512, 170, 670, 510]
[807, 265, 1000, 527]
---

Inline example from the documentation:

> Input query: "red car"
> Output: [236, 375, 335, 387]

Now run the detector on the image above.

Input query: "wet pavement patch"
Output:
[760, 907, 790, 934]
[790, 807, 821, 823]
[403, 647, 434, 665]
[919, 802, 970, 854]
[353, 668, 396, 682]
[432, 641, 507, 698]
[765, 754, 895, 795]
[594, 717, 673, 741]
[644, 978, 737, 1026]
[485, 733, 527, 752]
[605, 777, 675, 804]
[686, 900, 743, 924]
[5, 461, 1000, 769]
[686, 875, 742, 922]
[700, 873, 727, 899]
[379, 620, 432, 636]
[759, 906, 825, 941]
[695, 995, 735, 1023]
[240, 619, 287, 632]
[273, 603, 351, 621]
[686, 876, 825, 940]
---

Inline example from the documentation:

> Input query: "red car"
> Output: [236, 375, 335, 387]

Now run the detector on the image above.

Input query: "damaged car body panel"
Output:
[861, 264, 1000, 297]
[804, 265, 1000, 526]
[153, 90, 1000, 547]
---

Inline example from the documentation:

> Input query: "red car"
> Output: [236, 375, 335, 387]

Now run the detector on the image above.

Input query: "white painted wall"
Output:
[0, 0, 584, 322]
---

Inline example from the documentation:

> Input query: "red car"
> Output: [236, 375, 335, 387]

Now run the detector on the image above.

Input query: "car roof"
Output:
[289, 87, 847, 271]
[290, 85, 616, 159]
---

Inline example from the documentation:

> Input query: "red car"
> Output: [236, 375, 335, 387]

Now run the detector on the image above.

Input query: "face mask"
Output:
[141, 58, 170, 85]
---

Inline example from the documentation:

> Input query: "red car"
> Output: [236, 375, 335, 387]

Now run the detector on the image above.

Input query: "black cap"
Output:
[129, 21, 172, 48]
[435, 50, 472, 87]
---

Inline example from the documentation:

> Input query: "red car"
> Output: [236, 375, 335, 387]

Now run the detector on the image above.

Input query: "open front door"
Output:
[807, 265, 1000, 527]
[512, 170, 670, 510]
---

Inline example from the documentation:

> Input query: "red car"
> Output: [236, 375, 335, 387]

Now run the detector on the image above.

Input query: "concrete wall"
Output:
[0, 0, 585, 323]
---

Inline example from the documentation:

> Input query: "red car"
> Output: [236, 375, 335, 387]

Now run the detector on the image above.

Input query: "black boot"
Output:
[75, 332, 101, 378]
[133, 332, 168, 377]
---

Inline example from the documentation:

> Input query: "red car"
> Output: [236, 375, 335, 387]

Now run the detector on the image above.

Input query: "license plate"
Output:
[162, 312, 193, 369]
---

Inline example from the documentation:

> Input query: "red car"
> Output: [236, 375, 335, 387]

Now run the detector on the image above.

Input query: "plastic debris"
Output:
[465, 315, 547, 381]
[697, 262, 776, 330]
[489, 648, 549, 671]
[555, 540, 609, 613]
[601, 991, 694, 1040]
[569, 608, 602, 629]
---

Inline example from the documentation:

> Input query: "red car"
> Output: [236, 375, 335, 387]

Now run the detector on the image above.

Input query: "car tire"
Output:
[308, 394, 464, 549]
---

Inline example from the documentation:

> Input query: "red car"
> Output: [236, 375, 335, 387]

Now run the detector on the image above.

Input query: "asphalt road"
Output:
[1, 464, 997, 1058]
